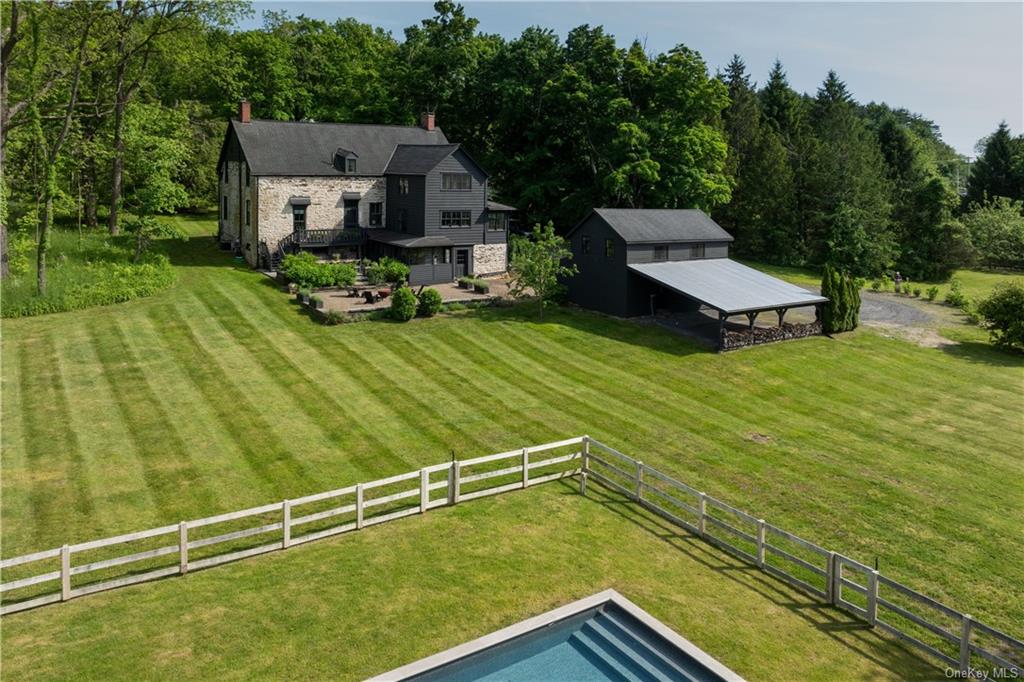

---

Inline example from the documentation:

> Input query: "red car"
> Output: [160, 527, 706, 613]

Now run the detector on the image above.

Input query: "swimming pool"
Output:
[371, 590, 745, 681]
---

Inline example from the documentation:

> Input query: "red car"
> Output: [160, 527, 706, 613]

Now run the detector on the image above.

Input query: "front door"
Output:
[343, 200, 359, 228]
[455, 248, 470, 278]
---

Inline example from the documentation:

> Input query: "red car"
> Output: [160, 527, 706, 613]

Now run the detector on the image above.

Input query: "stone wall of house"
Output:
[219, 159, 243, 245]
[240, 165, 257, 265]
[472, 243, 507, 276]
[256, 176, 386, 260]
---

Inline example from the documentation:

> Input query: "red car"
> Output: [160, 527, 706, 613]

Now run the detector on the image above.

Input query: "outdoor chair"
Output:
[363, 291, 376, 304]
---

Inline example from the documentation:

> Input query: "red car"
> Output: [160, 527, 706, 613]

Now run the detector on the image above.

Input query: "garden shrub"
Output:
[366, 257, 410, 285]
[913, 287, 922, 297]
[820, 264, 861, 333]
[473, 280, 490, 294]
[975, 283, 1024, 349]
[871, 280, 881, 291]
[309, 294, 323, 308]
[324, 310, 346, 325]
[926, 286, 939, 301]
[457, 276, 474, 288]
[389, 286, 417, 321]
[945, 277, 968, 307]
[417, 288, 443, 317]
[281, 252, 356, 289]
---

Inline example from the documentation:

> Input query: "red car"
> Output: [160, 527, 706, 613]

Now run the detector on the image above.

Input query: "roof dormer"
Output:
[334, 148, 359, 174]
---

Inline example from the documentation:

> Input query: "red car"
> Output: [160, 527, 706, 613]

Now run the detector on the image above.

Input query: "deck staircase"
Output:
[266, 228, 366, 272]
[567, 610, 703, 682]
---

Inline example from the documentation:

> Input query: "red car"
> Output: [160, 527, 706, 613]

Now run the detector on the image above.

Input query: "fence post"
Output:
[581, 436, 590, 474]
[178, 522, 188, 575]
[756, 520, 766, 568]
[522, 447, 530, 488]
[634, 461, 644, 501]
[60, 544, 71, 601]
[579, 472, 588, 495]
[959, 614, 973, 672]
[452, 461, 461, 504]
[827, 552, 840, 606]
[282, 500, 291, 549]
[420, 468, 429, 513]
[698, 493, 706, 537]
[355, 485, 364, 529]
[867, 569, 879, 626]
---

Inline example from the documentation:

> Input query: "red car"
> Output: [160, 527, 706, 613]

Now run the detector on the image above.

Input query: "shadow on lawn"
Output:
[576, 483, 940, 678]
[939, 340, 1024, 368]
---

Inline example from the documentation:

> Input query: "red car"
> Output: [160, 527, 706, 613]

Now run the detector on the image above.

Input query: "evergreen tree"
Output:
[966, 122, 1024, 205]
[805, 71, 895, 275]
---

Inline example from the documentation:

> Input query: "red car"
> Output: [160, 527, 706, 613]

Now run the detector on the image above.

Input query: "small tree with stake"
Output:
[508, 222, 577, 320]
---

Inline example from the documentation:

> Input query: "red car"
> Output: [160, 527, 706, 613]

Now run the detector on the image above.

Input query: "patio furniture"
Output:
[377, 289, 391, 302]
[363, 291, 376, 304]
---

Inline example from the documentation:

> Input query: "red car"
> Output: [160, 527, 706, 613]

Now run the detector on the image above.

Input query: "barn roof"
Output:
[571, 209, 734, 244]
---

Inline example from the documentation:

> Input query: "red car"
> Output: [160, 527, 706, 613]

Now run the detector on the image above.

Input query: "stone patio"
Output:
[313, 275, 513, 314]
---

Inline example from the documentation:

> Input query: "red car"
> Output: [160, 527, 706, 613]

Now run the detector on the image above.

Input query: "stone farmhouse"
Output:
[217, 101, 514, 285]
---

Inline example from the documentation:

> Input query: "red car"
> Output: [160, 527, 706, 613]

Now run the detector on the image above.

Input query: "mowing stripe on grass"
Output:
[85, 319, 216, 521]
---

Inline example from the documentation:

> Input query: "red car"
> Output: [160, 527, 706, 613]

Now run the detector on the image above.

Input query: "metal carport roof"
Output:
[629, 258, 827, 315]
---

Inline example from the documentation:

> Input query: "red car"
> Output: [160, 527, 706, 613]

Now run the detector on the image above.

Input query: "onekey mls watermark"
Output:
[945, 667, 1021, 680]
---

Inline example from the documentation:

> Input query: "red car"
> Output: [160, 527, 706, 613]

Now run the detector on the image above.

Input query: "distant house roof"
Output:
[486, 200, 517, 212]
[225, 119, 449, 176]
[384, 144, 460, 175]
[570, 208, 734, 244]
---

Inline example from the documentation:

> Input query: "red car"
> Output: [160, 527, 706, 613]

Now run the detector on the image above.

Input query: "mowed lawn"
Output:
[2, 217, 1022, 675]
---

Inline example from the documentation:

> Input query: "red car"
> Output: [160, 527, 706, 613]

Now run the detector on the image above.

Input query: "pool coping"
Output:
[368, 588, 747, 681]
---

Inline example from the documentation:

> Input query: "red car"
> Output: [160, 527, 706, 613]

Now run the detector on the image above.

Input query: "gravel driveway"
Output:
[858, 292, 934, 326]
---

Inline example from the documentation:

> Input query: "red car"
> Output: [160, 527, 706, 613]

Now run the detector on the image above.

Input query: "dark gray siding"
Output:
[626, 241, 730, 263]
[409, 263, 455, 286]
[385, 175, 426, 234]
[565, 214, 631, 317]
[424, 150, 488, 245]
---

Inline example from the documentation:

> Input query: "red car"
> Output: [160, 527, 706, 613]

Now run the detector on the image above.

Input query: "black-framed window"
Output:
[343, 199, 359, 228]
[605, 238, 614, 257]
[581, 235, 591, 254]
[399, 208, 408, 232]
[222, 196, 227, 219]
[369, 202, 383, 227]
[245, 199, 251, 226]
[245, 164, 250, 187]
[441, 173, 471, 191]
[292, 205, 306, 231]
[690, 243, 705, 259]
[488, 212, 506, 231]
[440, 210, 472, 228]
[399, 178, 409, 195]
[653, 245, 668, 262]
[346, 157, 357, 174]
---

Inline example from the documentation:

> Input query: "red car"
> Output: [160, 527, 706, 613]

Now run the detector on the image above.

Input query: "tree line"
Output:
[3, 0, 1022, 293]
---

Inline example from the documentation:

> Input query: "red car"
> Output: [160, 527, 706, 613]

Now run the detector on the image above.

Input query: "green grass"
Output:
[2, 217, 1022, 678]
[1, 224, 179, 318]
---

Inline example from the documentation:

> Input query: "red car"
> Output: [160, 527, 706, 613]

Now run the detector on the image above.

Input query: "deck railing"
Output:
[1, 436, 1020, 676]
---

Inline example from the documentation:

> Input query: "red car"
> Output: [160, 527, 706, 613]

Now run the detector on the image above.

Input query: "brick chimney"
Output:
[420, 111, 435, 131]
[240, 99, 251, 124]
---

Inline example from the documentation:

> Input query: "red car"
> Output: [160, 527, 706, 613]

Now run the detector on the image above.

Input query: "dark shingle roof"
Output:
[383, 144, 460, 175]
[584, 208, 734, 243]
[230, 119, 449, 176]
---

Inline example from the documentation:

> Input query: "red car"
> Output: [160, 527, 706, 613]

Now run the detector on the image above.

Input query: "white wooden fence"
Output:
[1, 435, 1021, 677]
[580, 437, 1024, 676]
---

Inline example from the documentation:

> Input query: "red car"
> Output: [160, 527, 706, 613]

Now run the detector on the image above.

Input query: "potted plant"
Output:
[309, 294, 324, 310]
[474, 279, 490, 294]
[458, 276, 473, 289]
[299, 288, 311, 305]
[288, 282, 299, 295]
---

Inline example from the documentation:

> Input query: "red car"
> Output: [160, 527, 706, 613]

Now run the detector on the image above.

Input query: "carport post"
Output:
[776, 308, 788, 327]
[717, 311, 728, 349]
[746, 311, 758, 330]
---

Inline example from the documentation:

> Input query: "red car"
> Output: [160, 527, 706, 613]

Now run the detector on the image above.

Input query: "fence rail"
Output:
[580, 437, 1023, 675]
[0, 437, 584, 616]
[2, 435, 1021, 677]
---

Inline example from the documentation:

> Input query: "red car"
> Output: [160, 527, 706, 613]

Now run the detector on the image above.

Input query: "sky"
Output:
[241, 2, 1024, 157]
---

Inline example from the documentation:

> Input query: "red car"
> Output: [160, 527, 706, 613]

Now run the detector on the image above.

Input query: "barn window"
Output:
[653, 245, 668, 262]
[690, 243, 705, 259]
[581, 235, 591, 254]
[399, 178, 410, 195]
[605, 239, 614, 257]
[245, 164, 250, 187]
[346, 157, 357, 174]
[245, 199, 251, 226]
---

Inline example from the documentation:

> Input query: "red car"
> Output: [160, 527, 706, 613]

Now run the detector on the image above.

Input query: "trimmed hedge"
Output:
[390, 287, 417, 321]
[281, 252, 356, 289]
[417, 288, 443, 317]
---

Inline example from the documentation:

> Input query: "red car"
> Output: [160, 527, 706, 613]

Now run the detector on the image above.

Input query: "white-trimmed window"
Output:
[441, 173, 471, 191]
[440, 210, 472, 228]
